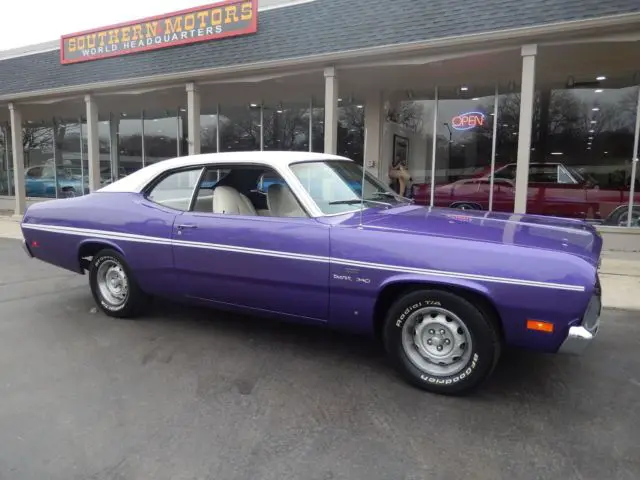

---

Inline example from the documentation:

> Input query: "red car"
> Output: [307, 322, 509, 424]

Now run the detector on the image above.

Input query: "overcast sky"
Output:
[0, 0, 214, 51]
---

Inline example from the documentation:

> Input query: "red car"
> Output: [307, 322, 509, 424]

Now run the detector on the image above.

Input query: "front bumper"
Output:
[558, 280, 602, 355]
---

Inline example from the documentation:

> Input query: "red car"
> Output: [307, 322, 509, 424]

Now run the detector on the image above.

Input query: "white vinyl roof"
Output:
[98, 150, 350, 193]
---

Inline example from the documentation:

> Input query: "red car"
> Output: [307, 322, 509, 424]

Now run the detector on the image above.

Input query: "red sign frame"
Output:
[60, 0, 258, 65]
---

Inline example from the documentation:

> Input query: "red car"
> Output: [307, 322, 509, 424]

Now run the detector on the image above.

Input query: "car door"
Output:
[172, 164, 330, 322]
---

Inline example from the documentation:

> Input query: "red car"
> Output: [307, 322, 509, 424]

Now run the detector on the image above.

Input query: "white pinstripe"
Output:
[21, 223, 586, 292]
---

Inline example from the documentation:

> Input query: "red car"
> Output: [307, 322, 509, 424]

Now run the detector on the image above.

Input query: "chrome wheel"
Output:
[401, 306, 473, 377]
[96, 259, 129, 308]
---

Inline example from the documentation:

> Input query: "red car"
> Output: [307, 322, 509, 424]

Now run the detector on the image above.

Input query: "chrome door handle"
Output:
[177, 224, 198, 230]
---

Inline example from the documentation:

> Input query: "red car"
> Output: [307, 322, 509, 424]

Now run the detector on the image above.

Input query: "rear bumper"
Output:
[558, 279, 602, 355]
[22, 240, 33, 258]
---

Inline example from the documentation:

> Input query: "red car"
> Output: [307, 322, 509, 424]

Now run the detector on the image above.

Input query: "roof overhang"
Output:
[1, 11, 639, 104]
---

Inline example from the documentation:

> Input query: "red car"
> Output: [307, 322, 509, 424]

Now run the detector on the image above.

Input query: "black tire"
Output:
[451, 202, 481, 210]
[383, 289, 501, 396]
[89, 248, 150, 318]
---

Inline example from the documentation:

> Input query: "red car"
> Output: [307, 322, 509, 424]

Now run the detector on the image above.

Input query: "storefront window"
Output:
[54, 118, 85, 196]
[0, 124, 11, 196]
[310, 100, 324, 153]
[385, 94, 435, 199]
[263, 102, 310, 151]
[219, 104, 261, 151]
[201, 106, 220, 154]
[22, 120, 57, 198]
[529, 75, 639, 227]
[338, 99, 364, 164]
[404, 86, 497, 207]
[143, 109, 178, 166]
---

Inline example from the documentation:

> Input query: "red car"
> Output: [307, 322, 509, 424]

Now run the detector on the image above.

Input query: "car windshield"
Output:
[289, 160, 409, 215]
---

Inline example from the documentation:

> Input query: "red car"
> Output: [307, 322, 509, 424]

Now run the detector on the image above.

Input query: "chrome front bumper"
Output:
[558, 283, 602, 355]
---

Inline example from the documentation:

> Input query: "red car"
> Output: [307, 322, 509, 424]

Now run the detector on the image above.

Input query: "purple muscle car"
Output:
[19, 151, 603, 395]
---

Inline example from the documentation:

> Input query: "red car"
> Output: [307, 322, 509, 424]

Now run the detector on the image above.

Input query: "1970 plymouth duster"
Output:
[20, 152, 603, 395]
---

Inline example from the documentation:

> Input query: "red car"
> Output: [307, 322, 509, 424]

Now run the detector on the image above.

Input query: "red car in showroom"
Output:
[412, 162, 640, 226]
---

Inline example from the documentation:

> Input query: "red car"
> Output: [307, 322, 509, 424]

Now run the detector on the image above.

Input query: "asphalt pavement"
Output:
[0, 238, 639, 480]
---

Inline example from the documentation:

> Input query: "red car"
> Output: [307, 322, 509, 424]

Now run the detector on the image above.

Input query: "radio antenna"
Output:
[358, 158, 366, 228]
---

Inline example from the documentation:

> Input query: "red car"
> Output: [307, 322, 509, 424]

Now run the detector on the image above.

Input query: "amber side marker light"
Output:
[527, 320, 554, 333]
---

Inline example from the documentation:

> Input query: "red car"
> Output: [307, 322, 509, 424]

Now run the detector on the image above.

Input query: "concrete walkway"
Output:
[2, 215, 639, 310]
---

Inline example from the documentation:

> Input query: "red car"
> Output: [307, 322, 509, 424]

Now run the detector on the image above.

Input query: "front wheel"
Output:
[383, 289, 501, 395]
[89, 249, 150, 318]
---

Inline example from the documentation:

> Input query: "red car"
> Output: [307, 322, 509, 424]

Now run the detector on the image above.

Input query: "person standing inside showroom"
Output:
[389, 153, 411, 197]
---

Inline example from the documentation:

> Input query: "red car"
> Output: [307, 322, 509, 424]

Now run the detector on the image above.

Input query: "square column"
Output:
[84, 95, 101, 192]
[324, 67, 339, 154]
[186, 82, 201, 156]
[363, 92, 384, 178]
[8, 103, 25, 216]
[514, 44, 537, 214]
[109, 113, 120, 181]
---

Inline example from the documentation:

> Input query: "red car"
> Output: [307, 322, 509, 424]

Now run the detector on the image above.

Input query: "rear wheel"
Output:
[89, 249, 150, 318]
[383, 289, 501, 395]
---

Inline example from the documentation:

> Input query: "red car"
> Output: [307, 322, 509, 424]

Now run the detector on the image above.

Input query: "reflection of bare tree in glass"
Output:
[22, 126, 54, 167]
[200, 126, 218, 153]
[387, 102, 423, 132]
[219, 109, 260, 151]
[338, 105, 364, 164]
[263, 106, 308, 150]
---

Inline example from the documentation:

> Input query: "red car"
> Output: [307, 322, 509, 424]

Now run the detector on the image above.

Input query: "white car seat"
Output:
[212, 186, 257, 215]
[266, 184, 306, 217]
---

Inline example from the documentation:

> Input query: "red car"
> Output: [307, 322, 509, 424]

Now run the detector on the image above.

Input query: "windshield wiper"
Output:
[328, 198, 392, 207]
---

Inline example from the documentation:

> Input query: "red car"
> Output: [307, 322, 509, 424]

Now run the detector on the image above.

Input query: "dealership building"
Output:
[0, 0, 639, 247]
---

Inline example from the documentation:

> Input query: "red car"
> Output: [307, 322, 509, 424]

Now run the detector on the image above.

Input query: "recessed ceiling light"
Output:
[592, 107, 600, 111]
[472, 97, 479, 101]
[589, 129, 595, 133]
[356, 105, 363, 109]
[595, 89, 603, 93]
[460, 86, 469, 91]
[591, 120, 597, 124]
[604, 151, 609, 154]
[551, 152, 563, 155]
[250, 103, 258, 107]
[587, 147, 591, 150]
[596, 76, 606, 81]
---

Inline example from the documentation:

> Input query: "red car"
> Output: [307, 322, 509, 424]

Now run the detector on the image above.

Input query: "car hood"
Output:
[355, 205, 603, 266]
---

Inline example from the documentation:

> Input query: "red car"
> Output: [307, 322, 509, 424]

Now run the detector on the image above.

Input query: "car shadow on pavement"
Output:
[140, 298, 559, 399]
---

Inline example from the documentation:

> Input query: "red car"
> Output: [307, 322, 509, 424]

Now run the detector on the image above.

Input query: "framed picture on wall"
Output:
[392, 134, 409, 168]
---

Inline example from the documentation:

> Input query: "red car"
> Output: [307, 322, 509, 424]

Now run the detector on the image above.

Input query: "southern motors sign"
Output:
[451, 111, 486, 131]
[60, 0, 258, 64]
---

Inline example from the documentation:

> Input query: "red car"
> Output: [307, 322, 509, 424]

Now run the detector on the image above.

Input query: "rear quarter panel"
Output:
[328, 225, 597, 353]
[21, 193, 179, 297]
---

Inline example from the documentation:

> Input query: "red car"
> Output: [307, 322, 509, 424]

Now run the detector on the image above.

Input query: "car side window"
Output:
[492, 164, 517, 180]
[529, 165, 558, 183]
[192, 168, 230, 213]
[191, 164, 307, 218]
[147, 168, 203, 211]
[26, 167, 43, 178]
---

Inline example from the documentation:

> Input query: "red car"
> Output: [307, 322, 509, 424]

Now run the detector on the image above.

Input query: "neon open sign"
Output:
[451, 111, 486, 131]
